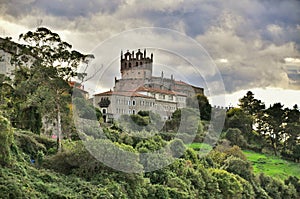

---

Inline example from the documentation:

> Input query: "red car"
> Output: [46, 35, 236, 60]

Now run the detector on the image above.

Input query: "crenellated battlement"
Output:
[120, 49, 153, 79]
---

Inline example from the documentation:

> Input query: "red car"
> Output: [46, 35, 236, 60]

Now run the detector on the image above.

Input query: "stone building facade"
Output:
[94, 49, 204, 122]
[0, 37, 35, 77]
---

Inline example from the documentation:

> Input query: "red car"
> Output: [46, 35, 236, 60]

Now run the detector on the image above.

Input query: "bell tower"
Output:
[120, 49, 153, 79]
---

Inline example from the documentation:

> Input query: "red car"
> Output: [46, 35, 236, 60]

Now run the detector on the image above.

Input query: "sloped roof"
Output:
[136, 86, 186, 96]
[94, 90, 154, 98]
[174, 80, 190, 86]
[174, 80, 203, 91]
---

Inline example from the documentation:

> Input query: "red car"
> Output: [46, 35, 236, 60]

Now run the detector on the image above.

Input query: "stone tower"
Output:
[120, 49, 153, 79]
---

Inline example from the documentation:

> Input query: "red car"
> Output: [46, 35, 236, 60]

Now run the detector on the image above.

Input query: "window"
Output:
[129, 110, 131, 114]
[132, 100, 136, 106]
[136, 62, 138, 66]
[128, 100, 131, 106]
[132, 110, 135, 115]
[129, 63, 132, 68]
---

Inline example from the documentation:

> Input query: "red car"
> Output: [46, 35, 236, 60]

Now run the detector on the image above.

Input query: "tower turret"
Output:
[120, 49, 153, 79]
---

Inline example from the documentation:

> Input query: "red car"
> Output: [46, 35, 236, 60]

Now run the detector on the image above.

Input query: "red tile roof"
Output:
[69, 81, 89, 93]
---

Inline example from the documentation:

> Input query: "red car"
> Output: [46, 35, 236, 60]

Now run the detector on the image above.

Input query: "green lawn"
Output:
[243, 150, 300, 180]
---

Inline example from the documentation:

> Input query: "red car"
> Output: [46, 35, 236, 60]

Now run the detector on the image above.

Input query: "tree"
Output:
[187, 94, 212, 121]
[282, 105, 300, 160]
[239, 91, 265, 116]
[14, 27, 89, 151]
[0, 115, 13, 166]
[164, 108, 199, 136]
[117, 111, 162, 132]
[0, 74, 14, 119]
[257, 103, 285, 156]
[209, 169, 243, 198]
[224, 128, 247, 148]
[225, 108, 253, 135]
[258, 173, 296, 199]
[292, 144, 300, 162]
[222, 156, 253, 181]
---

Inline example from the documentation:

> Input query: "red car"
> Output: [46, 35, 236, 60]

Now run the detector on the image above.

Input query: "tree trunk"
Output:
[57, 103, 62, 152]
[272, 140, 277, 156]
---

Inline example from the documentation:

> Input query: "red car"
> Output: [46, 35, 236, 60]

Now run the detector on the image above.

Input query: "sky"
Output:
[0, 0, 299, 108]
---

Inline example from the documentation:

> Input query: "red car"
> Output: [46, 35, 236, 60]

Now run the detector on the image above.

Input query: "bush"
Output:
[0, 115, 13, 166]
[222, 156, 253, 180]
[225, 128, 247, 148]
[14, 131, 47, 158]
[209, 169, 243, 198]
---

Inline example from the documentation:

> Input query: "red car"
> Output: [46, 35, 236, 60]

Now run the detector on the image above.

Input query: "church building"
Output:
[93, 49, 204, 122]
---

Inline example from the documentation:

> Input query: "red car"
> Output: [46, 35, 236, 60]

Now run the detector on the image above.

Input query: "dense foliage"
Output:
[0, 29, 299, 198]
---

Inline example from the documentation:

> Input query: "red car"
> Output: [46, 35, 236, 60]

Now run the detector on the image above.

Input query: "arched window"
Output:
[129, 63, 131, 68]
[136, 62, 138, 66]
[140, 62, 143, 66]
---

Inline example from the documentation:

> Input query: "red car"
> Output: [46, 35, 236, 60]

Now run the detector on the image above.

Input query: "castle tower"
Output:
[120, 49, 153, 79]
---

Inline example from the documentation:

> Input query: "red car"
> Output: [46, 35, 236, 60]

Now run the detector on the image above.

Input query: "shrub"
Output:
[0, 115, 13, 166]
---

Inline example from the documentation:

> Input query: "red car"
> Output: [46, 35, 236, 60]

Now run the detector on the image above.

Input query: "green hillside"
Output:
[1, 27, 300, 198]
[244, 150, 300, 180]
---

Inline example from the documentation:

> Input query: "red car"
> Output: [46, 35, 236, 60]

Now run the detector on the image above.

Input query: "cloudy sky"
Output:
[0, 0, 299, 107]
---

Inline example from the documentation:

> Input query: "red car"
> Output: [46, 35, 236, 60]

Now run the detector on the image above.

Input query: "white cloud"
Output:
[267, 24, 283, 35]
[209, 87, 300, 109]
[217, 59, 228, 63]
[285, 57, 300, 64]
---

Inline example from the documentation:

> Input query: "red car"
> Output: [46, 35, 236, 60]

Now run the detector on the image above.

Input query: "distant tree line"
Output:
[223, 91, 300, 162]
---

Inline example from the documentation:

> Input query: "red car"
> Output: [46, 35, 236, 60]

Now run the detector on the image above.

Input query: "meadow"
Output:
[243, 150, 300, 180]
[187, 143, 300, 180]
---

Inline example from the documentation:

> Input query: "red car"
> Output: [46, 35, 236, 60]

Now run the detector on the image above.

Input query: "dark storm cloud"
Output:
[0, 0, 123, 19]
[1, 0, 299, 43]
[0, 0, 299, 93]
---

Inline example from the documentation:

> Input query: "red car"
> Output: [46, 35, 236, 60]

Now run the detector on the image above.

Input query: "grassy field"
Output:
[243, 150, 300, 180]
[187, 143, 300, 180]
